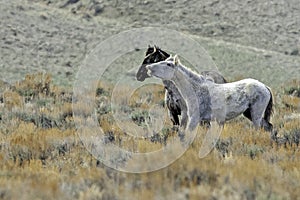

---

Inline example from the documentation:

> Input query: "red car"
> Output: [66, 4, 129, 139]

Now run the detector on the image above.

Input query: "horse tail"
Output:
[264, 86, 274, 122]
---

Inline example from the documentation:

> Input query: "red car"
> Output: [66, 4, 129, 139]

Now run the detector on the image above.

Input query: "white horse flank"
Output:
[146, 55, 273, 132]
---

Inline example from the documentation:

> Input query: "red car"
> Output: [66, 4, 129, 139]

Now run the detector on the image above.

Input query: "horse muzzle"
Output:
[136, 64, 151, 81]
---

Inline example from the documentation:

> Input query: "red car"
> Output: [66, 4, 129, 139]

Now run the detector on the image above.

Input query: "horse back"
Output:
[211, 78, 271, 108]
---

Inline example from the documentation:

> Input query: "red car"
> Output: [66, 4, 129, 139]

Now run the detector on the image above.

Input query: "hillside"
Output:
[0, 0, 299, 199]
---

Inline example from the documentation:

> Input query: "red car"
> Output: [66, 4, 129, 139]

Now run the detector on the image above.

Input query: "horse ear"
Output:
[153, 45, 157, 52]
[174, 55, 179, 65]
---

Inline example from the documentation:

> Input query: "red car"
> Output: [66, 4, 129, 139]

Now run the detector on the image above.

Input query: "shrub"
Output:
[131, 110, 149, 126]
[283, 128, 300, 147]
[284, 81, 300, 97]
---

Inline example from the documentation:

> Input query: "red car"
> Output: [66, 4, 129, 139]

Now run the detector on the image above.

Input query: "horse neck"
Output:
[169, 66, 202, 114]
[176, 63, 205, 84]
[166, 62, 205, 100]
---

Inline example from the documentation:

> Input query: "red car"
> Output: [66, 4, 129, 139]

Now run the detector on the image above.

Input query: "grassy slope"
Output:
[0, 74, 299, 199]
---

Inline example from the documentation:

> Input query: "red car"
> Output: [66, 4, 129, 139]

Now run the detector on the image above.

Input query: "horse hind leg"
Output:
[248, 103, 264, 130]
[261, 119, 273, 132]
[249, 87, 274, 132]
[243, 107, 273, 132]
[250, 104, 273, 132]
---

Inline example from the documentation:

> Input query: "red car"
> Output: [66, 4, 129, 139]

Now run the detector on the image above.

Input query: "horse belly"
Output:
[225, 108, 246, 120]
[224, 91, 249, 121]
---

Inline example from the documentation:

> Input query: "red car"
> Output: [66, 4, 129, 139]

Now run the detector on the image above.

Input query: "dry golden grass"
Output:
[282, 95, 300, 110]
[0, 73, 299, 199]
[3, 91, 23, 111]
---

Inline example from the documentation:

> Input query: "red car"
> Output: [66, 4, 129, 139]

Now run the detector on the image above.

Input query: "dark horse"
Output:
[136, 46, 227, 128]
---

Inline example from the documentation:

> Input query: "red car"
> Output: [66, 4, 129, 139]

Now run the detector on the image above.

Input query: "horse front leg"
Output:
[169, 109, 180, 126]
[187, 113, 200, 132]
[176, 114, 198, 143]
[180, 107, 188, 129]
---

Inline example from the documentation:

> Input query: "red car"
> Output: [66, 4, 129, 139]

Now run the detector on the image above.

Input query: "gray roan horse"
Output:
[146, 55, 273, 132]
[136, 46, 227, 128]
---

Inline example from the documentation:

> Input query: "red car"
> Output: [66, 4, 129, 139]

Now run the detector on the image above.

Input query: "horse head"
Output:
[136, 45, 170, 81]
[146, 55, 178, 80]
